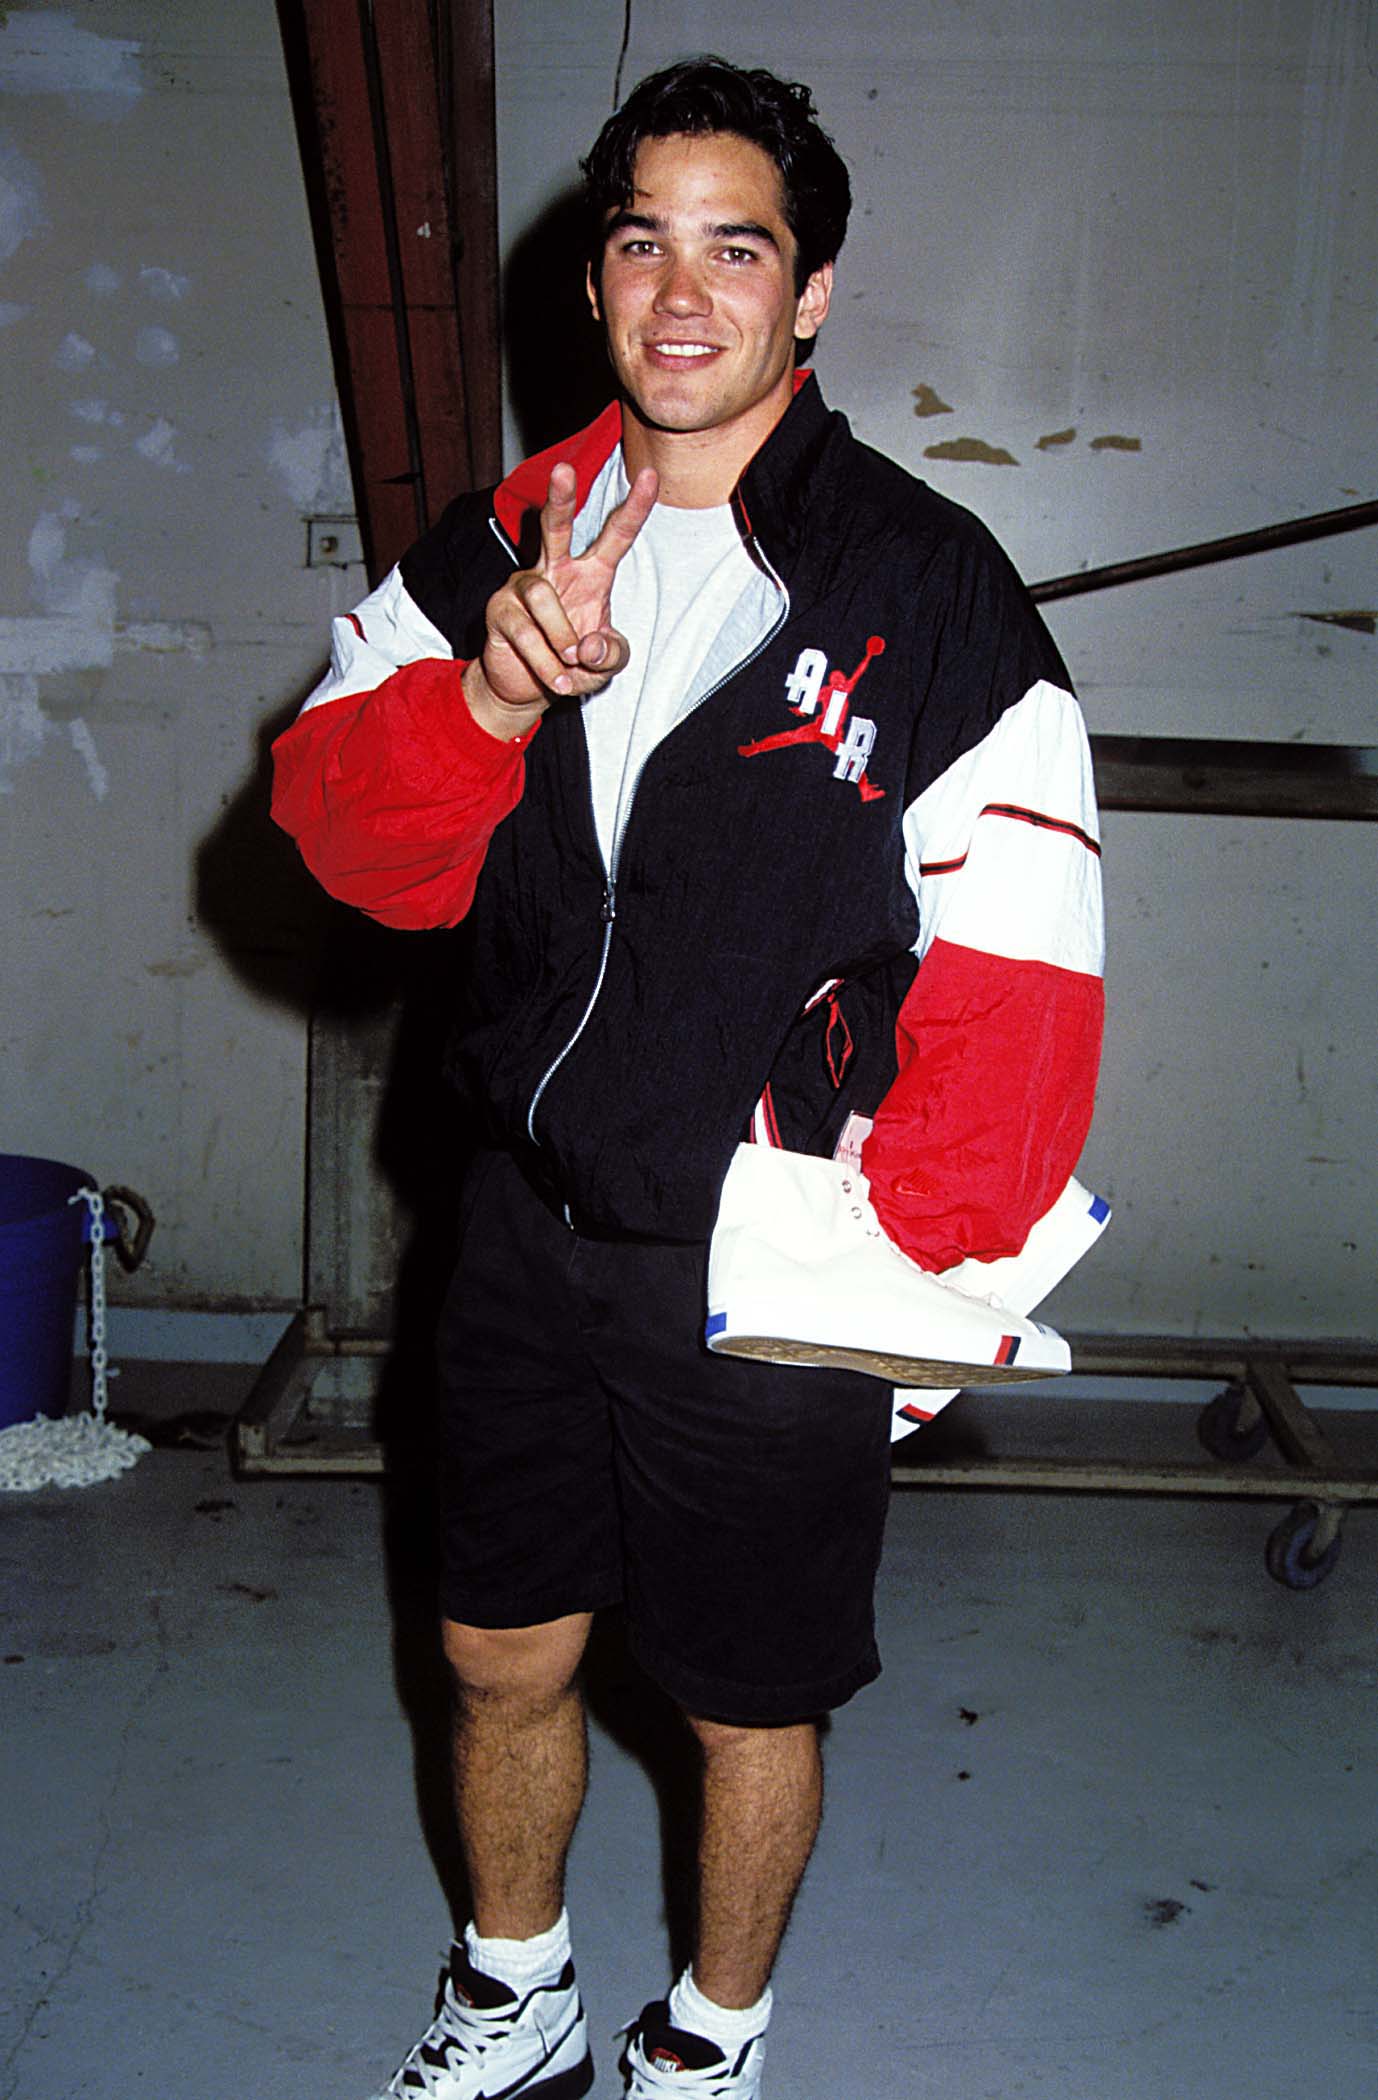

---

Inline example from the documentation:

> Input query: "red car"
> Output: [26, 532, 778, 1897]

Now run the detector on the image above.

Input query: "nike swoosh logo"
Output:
[482, 2007, 583, 2099]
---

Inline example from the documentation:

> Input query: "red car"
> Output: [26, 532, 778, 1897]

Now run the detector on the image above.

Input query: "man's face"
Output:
[588, 130, 832, 461]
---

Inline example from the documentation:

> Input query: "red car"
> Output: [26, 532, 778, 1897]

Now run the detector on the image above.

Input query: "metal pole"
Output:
[1031, 497, 1378, 604]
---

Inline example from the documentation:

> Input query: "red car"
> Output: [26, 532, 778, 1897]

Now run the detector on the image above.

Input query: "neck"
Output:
[619, 381, 799, 508]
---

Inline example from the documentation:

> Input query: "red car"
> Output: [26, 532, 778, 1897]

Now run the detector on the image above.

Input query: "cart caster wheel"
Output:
[1198, 1382, 1269, 1463]
[1265, 1502, 1342, 1590]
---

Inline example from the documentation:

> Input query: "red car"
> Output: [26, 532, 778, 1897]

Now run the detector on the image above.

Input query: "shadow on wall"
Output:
[196, 678, 471, 1205]
[504, 184, 613, 459]
[195, 681, 329, 1019]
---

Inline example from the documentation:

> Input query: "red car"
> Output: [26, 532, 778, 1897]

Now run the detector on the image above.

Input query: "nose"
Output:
[652, 253, 711, 317]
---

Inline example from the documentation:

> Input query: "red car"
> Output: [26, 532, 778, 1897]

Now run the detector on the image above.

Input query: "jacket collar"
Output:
[492, 368, 837, 581]
[492, 401, 623, 546]
[733, 369, 835, 585]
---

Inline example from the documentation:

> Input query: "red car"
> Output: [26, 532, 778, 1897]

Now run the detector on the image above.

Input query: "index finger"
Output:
[539, 462, 579, 567]
[588, 466, 659, 570]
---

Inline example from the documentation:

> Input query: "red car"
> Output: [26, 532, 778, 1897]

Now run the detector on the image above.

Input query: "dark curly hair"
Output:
[581, 56, 852, 294]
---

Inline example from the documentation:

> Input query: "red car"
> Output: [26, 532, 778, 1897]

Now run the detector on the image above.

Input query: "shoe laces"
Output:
[386, 1978, 518, 2096]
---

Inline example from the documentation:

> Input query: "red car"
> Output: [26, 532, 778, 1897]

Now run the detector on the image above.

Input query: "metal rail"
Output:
[1090, 735, 1378, 820]
[1031, 497, 1378, 604]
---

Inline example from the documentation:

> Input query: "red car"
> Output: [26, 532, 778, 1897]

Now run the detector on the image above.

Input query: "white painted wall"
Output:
[0, 0, 1372, 1342]
[0, 2, 357, 1308]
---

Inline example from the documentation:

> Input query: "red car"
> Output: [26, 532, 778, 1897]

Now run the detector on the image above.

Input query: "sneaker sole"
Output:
[709, 1332, 1068, 1385]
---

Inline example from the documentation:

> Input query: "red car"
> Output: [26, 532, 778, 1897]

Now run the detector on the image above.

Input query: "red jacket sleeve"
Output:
[270, 572, 539, 931]
[863, 676, 1104, 1270]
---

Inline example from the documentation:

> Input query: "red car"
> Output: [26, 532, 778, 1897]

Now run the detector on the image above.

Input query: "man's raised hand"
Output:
[463, 463, 659, 737]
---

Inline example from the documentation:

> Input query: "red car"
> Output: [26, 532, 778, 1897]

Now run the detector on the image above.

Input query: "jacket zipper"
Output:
[524, 532, 792, 1155]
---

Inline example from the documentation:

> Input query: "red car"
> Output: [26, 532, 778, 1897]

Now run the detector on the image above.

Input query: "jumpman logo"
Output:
[738, 636, 886, 800]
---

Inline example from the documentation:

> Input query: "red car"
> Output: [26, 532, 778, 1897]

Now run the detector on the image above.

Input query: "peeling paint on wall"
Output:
[0, 503, 120, 769]
[138, 265, 189, 303]
[0, 135, 47, 262]
[0, 11, 143, 115]
[923, 437, 1019, 466]
[135, 324, 179, 367]
[911, 383, 953, 417]
[0, 675, 48, 791]
[267, 403, 354, 514]
[1037, 427, 1077, 449]
[118, 620, 210, 657]
[0, 673, 111, 799]
[68, 715, 108, 799]
[28, 504, 118, 631]
[135, 416, 190, 471]
[54, 329, 97, 370]
[1089, 434, 1142, 452]
[0, 612, 113, 673]
[70, 397, 116, 426]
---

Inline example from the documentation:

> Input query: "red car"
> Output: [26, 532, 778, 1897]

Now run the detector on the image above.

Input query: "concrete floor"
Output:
[3, 1371, 1377, 2099]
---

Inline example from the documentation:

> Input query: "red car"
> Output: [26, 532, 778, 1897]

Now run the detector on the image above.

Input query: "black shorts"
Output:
[435, 1151, 895, 1725]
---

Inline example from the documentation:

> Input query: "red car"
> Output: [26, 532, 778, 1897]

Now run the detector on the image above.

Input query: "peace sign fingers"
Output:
[586, 466, 660, 574]
[538, 461, 579, 568]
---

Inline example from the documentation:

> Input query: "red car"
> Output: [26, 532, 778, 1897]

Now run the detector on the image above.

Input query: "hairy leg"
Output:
[686, 1715, 824, 2008]
[443, 1612, 593, 1939]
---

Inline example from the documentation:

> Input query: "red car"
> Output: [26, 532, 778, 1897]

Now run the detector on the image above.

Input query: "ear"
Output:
[793, 260, 833, 344]
[586, 260, 602, 325]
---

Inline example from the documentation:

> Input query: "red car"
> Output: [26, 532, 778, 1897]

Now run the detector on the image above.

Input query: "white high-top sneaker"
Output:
[705, 1146, 1103, 1389]
[889, 1173, 1111, 1435]
[621, 2003, 765, 2097]
[369, 1942, 593, 2100]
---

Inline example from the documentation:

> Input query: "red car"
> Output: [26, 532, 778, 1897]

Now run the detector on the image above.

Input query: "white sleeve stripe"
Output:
[298, 567, 454, 716]
[903, 680, 1104, 976]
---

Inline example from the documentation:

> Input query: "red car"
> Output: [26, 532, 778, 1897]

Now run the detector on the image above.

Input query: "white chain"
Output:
[68, 1184, 110, 1421]
[0, 1187, 146, 1491]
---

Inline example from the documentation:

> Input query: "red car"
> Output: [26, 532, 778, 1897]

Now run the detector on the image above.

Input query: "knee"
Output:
[683, 1712, 821, 1766]
[685, 1713, 755, 1758]
[442, 1612, 590, 1709]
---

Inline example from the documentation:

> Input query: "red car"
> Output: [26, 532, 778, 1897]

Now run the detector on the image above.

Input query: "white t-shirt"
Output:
[583, 479, 756, 872]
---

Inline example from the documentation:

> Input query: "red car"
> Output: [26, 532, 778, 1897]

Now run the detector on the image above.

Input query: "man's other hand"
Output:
[463, 462, 659, 738]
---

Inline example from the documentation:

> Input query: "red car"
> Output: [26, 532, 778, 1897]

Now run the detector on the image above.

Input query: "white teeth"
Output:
[654, 343, 716, 358]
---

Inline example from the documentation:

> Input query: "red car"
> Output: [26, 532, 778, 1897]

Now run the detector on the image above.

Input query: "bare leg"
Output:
[686, 1715, 824, 2008]
[443, 1612, 593, 1939]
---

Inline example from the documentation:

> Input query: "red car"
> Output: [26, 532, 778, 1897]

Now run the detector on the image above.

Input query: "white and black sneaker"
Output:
[621, 2003, 765, 2098]
[370, 1943, 593, 2099]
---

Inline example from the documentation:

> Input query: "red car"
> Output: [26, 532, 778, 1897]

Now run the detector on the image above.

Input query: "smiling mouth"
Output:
[647, 341, 721, 360]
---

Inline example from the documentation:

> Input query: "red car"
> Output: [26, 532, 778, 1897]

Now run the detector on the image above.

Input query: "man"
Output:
[273, 56, 1104, 2100]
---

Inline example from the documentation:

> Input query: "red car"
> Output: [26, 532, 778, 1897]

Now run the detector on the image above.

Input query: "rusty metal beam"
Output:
[278, 0, 501, 579]
[1091, 735, 1378, 821]
[438, 0, 502, 488]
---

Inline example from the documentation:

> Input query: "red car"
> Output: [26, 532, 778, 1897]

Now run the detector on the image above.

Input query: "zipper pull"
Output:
[601, 884, 617, 925]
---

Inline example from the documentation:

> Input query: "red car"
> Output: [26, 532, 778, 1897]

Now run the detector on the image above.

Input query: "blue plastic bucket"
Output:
[0, 1154, 96, 1431]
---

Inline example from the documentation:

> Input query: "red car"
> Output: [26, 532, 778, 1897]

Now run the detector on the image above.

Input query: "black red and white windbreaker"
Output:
[272, 374, 1105, 1268]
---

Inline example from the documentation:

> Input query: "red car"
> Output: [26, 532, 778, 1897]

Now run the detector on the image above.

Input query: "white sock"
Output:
[464, 1908, 572, 1993]
[668, 1967, 773, 2049]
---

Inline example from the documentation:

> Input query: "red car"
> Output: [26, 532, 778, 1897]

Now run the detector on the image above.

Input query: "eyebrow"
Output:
[604, 209, 781, 252]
